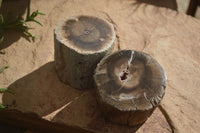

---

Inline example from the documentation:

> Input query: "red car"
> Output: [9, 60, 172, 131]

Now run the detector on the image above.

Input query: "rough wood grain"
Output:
[94, 50, 166, 126]
[54, 15, 116, 89]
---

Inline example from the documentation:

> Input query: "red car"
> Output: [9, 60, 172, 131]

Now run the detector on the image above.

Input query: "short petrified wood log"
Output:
[94, 50, 167, 126]
[54, 15, 115, 89]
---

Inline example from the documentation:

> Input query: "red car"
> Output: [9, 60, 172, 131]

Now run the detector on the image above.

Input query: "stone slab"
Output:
[1, 0, 199, 133]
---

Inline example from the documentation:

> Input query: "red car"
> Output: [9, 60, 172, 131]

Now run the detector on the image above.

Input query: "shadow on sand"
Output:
[0, 0, 31, 50]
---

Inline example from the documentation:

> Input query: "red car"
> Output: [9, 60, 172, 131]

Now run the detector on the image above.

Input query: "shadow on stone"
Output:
[1, 61, 171, 133]
[1, 61, 141, 132]
[0, 122, 25, 133]
[2, 61, 82, 117]
[127, 0, 177, 12]
[0, 0, 31, 50]
[51, 89, 141, 133]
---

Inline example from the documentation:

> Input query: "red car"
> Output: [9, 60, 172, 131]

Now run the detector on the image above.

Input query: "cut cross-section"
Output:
[94, 50, 167, 126]
[54, 15, 116, 89]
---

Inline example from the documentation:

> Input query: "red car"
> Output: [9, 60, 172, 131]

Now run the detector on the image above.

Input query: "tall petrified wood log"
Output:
[94, 50, 167, 126]
[54, 15, 116, 89]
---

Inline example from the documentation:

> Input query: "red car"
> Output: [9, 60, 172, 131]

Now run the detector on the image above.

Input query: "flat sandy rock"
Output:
[0, 0, 199, 133]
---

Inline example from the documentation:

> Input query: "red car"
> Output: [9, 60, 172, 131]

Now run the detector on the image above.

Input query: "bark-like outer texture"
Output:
[94, 50, 167, 126]
[54, 15, 116, 89]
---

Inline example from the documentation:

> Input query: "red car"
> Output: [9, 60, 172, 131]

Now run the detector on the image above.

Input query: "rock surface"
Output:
[0, 0, 199, 133]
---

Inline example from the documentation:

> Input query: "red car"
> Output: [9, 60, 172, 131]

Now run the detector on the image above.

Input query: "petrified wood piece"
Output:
[54, 15, 115, 89]
[94, 50, 167, 126]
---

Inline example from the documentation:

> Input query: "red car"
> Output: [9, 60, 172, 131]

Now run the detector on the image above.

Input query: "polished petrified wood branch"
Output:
[94, 50, 167, 126]
[54, 15, 116, 89]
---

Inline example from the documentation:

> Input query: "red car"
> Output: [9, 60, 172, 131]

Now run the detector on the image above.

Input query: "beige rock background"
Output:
[0, 0, 200, 133]
[177, 0, 200, 19]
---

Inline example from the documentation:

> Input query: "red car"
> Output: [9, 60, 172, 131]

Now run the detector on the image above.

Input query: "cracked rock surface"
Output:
[0, 0, 199, 133]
